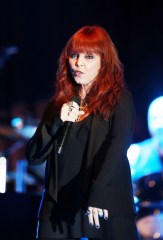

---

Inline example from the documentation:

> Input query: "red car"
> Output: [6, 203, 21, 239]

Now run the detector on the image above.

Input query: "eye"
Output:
[69, 53, 78, 58]
[85, 54, 94, 59]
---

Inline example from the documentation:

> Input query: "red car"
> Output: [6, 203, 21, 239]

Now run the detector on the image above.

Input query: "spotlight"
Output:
[0, 155, 7, 193]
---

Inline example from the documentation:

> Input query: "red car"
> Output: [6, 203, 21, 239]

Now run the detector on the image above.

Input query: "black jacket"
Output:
[26, 90, 136, 218]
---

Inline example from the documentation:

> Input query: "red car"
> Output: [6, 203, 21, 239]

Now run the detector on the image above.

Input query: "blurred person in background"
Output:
[128, 96, 163, 240]
[128, 96, 163, 181]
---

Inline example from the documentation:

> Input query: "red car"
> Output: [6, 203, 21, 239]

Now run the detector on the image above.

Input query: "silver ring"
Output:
[68, 106, 73, 114]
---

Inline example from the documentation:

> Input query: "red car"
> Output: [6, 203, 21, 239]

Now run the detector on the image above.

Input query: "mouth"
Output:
[71, 69, 84, 77]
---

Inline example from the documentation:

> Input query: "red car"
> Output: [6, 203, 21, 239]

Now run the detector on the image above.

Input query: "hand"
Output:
[86, 206, 108, 229]
[60, 101, 84, 122]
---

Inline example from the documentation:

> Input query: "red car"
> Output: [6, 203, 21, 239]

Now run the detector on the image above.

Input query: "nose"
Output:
[75, 56, 83, 67]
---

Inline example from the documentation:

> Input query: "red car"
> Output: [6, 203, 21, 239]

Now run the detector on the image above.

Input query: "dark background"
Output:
[0, 1, 163, 239]
[0, 0, 163, 142]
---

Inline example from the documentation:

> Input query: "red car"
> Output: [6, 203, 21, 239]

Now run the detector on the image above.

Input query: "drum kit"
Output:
[134, 172, 163, 239]
[0, 117, 45, 194]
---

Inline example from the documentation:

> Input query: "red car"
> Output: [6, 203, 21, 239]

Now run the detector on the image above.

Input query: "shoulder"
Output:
[119, 89, 133, 103]
[110, 89, 135, 129]
[114, 89, 134, 114]
[39, 97, 57, 122]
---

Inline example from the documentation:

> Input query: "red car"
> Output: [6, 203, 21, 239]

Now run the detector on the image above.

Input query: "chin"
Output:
[75, 79, 84, 85]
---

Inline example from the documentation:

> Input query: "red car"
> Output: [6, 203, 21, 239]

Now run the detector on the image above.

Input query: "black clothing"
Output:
[26, 90, 140, 239]
[37, 215, 140, 239]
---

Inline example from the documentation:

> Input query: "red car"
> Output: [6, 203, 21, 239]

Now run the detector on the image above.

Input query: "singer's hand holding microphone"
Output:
[60, 101, 84, 123]
[57, 96, 85, 155]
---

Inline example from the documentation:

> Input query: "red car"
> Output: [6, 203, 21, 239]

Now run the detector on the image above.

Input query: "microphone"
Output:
[56, 96, 80, 155]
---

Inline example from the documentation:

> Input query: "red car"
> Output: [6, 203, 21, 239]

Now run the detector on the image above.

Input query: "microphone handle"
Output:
[56, 121, 72, 155]
[56, 96, 80, 155]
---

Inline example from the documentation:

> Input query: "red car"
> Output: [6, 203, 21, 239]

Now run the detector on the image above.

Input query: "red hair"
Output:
[53, 25, 126, 120]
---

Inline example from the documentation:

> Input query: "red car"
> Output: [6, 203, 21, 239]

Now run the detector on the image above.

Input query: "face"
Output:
[68, 52, 101, 88]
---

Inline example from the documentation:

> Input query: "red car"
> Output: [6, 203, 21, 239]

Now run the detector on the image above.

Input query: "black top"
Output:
[56, 116, 91, 212]
[26, 90, 138, 238]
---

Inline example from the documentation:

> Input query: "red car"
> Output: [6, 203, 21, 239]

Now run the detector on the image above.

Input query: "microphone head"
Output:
[72, 96, 80, 105]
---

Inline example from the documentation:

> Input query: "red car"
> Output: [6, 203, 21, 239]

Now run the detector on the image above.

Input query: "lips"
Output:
[72, 69, 83, 77]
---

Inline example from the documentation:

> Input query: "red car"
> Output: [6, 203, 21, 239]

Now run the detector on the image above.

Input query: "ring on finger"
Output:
[69, 105, 74, 113]
[70, 105, 74, 111]
[68, 104, 74, 115]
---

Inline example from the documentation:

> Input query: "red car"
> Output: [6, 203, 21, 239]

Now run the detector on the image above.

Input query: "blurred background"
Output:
[0, 0, 163, 239]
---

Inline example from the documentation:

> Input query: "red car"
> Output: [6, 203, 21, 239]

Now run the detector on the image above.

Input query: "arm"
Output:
[25, 99, 63, 165]
[25, 98, 84, 165]
[88, 90, 135, 208]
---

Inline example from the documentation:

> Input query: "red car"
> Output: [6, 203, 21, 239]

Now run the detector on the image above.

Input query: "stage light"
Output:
[0, 156, 7, 193]
[11, 117, 24, 129]
[16, 125, 37, 139]
[11, 117, 37, 139]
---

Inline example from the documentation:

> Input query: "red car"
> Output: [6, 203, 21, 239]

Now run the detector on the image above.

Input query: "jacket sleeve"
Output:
[87, 91, 135, 208]
[25, 98, 63, 165]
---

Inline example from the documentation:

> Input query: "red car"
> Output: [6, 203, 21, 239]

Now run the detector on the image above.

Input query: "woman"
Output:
[26, 25, 140, 240]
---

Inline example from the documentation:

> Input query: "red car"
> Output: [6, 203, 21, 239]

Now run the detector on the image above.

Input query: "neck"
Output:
[80, 84, 92, 100]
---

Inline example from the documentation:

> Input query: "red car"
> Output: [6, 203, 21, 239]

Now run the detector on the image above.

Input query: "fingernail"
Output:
[104, 216, 108, 220]
[96, 225, 100, 229]
[80, 111, 85, 114]
[89, 223, 93, 227]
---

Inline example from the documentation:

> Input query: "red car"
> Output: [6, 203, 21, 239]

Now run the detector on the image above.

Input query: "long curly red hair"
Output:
[53, 25, 126, 120]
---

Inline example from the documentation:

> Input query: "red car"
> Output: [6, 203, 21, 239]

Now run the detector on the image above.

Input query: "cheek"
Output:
[90, 65, 100, 77]
[93, 61, 101, 74]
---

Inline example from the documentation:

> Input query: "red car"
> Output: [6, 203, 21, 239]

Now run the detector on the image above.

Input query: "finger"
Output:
[68, 110, 80, 122]
[97, 208, 103, 218]
[60, 104, 70, 122]
[67, 101, 79, 114]
[92, 208, 100, 229]
[79, 110, 85, 115]
[103, 209, 108, 220]
[61, 101, 82, 122]
[85, 209, 91, 215]
[87, 207, 94, 226]
[71, 107, 81, 115]
[68, 109, 78, 118]
[68, 104, 80, 114]
[65, 115, 77, 122]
